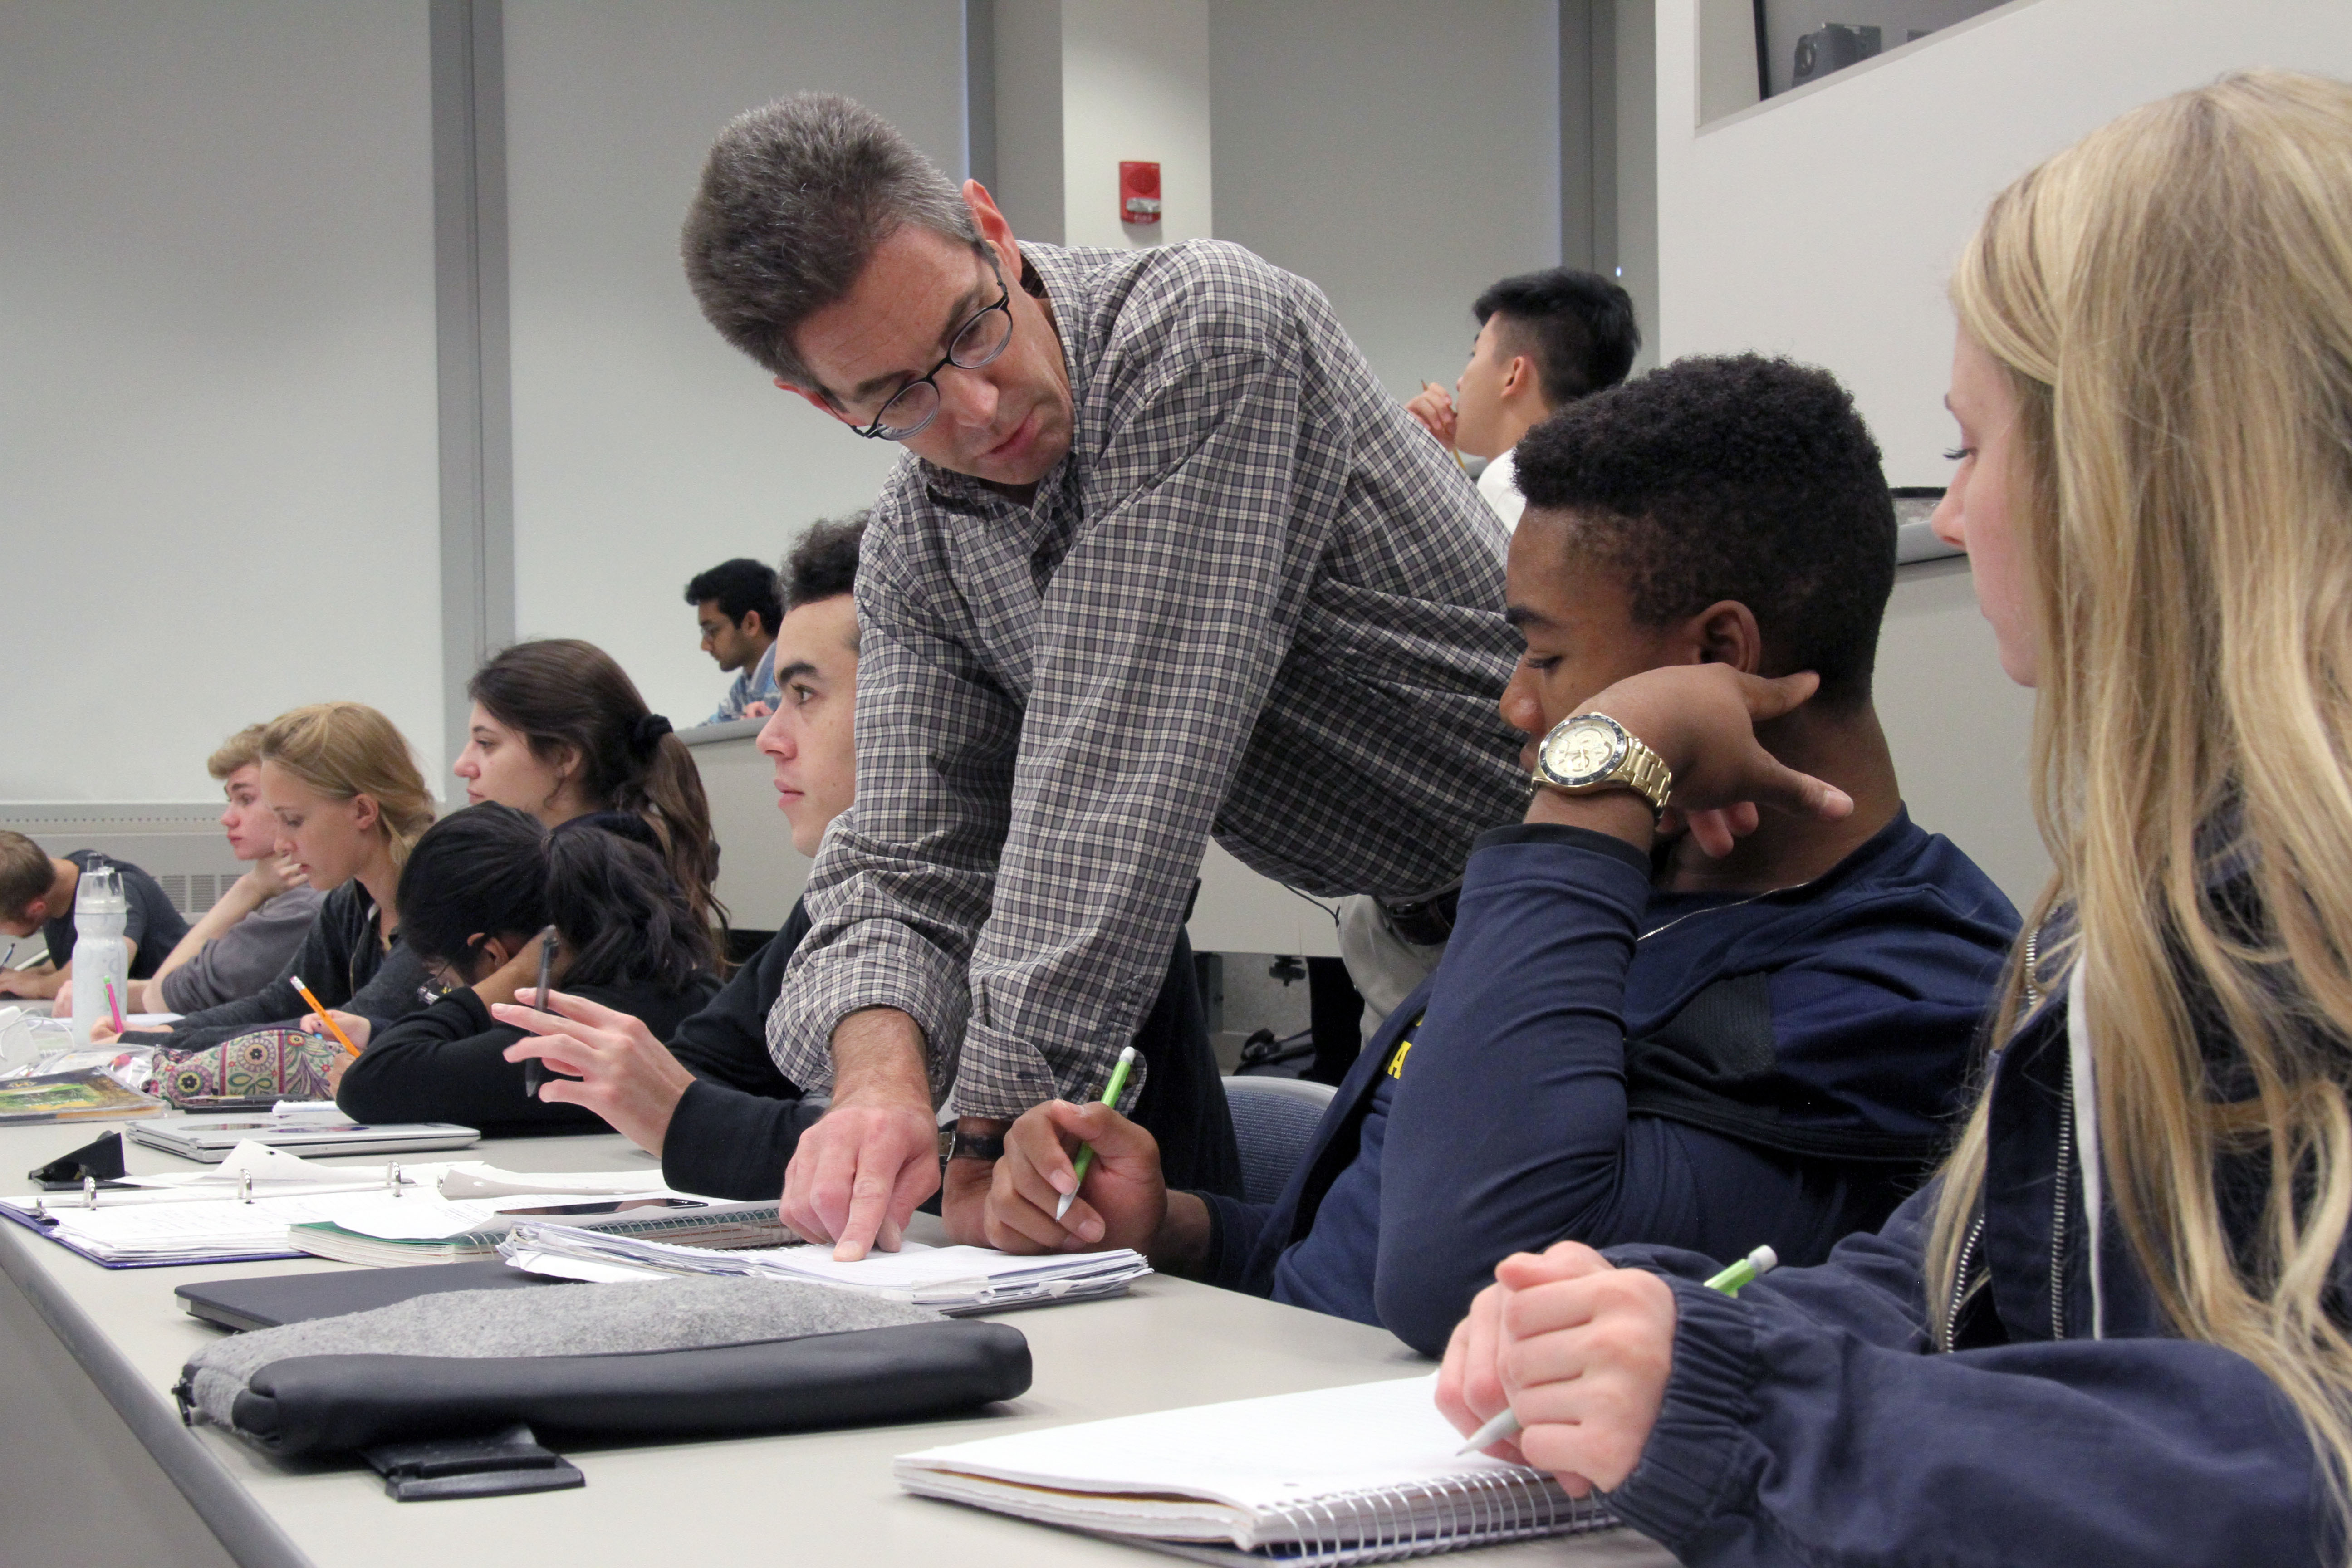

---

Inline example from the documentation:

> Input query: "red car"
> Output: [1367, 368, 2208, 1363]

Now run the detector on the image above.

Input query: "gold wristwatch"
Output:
[1532, 712, 1673, 819]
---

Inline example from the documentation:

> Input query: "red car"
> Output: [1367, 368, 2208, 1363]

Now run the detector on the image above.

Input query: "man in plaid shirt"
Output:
[683, 93, 1528, 1257]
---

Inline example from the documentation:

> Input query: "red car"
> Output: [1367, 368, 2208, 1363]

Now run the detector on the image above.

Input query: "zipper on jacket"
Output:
[1944, 931, 2047, 1352]
[2049, 1060, 2073, 1341]
[1944, 1210, 1987, 1350]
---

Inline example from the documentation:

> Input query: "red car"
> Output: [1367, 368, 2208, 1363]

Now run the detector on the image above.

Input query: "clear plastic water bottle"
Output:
[69, 862, 130, 1047]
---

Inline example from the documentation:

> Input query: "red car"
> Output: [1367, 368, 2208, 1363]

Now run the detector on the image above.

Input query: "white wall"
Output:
[1062, 0, 1213, 250]
[1208, 0, 1561, 400]
[1651, 0, 2352, 907]
[501, 1, 965, 738]
[0, 0, 442, 802]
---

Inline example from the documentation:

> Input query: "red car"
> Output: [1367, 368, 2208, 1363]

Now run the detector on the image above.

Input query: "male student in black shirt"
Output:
[0, 834, 190, 1001]
[493, 519, 866, 1194]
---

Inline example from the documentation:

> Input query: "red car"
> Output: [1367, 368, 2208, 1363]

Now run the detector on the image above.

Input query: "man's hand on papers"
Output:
[781, 1007, 940, 1261]
[494, 988, 695, 1154]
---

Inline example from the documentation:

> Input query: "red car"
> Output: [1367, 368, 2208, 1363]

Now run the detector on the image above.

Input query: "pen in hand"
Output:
[1056, 1045, 1138, 1223]
[524, 926, 558, 1100]
[1453, 1245, 1779, 1457]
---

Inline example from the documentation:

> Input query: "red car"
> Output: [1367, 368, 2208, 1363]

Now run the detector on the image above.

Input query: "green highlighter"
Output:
[1054, 1044, 1137, 1223]
[1453, 1244, 1779, 1457]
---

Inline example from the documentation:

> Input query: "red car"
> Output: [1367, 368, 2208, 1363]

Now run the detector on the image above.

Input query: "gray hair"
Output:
[680, 93, 978, 388]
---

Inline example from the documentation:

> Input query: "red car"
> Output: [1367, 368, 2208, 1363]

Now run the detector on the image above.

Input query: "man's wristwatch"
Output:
[946, 1128, 1006, 1163]
[1532, 712, 1673, 819]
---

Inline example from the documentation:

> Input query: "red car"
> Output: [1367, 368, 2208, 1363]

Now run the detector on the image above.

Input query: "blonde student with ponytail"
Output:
[1436, 71, 2352, 1565]
[118, 703, 438, 1054]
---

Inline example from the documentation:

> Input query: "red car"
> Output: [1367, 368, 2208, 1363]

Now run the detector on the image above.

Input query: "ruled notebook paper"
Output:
[896, 1372, 1617, 1564]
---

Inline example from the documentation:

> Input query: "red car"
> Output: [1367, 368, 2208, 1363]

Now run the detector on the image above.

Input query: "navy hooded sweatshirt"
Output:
[1197, 809, 2019, 1356]
[1600, 872, 2344, 1565]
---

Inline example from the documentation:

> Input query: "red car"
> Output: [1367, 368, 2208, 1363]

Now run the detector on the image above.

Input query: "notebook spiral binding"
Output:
[1246, 1469, 1617, 1565]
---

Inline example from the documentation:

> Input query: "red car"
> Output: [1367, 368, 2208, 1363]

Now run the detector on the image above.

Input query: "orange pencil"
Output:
[290, 975, 361, 1058]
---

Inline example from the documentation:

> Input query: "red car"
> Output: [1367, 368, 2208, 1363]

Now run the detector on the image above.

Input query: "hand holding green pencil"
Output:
[1055, 1044, 1138, 1223]
[1453, 1244, 1778, 1457]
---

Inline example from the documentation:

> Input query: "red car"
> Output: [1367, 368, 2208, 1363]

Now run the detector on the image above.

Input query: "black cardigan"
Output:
[660, 901, 821, 1200]
[124, 882, 426, 1052]
[338, 971, 720, 1135]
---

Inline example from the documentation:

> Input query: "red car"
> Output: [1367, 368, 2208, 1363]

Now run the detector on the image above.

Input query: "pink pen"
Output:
[103, 979, 125, 1032]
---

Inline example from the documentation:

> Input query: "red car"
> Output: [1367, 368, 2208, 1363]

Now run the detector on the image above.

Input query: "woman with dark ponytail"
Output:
[453, 638, 727, 965]
[334, 804, 719, 1132]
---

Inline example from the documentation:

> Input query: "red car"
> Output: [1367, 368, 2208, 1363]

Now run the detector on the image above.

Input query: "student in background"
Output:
[457, 638, 727, 965]
[1436, 74, 2352, 1567]
[0, 833, 189, 1002]
[115, 703, 436, 1052]
[132, 724, 325, 1014]
[685, 557, 784, 723]
[333, 805, 718, 1134]
[496, 517, 858, 1196]
[1403, 268, 1640, 532]
[981, 356, 2018, 1357]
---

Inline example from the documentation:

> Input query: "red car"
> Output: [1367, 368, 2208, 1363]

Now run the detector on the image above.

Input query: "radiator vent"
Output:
[156, 873, 227, 916]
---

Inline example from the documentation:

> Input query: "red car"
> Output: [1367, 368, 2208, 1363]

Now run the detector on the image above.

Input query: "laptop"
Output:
[130, 1114, 481, 1162]
[176, 1259, 568, 1332]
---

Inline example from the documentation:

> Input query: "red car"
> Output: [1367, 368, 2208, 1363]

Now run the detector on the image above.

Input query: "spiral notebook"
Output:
[895, 1372, 1618, 1565]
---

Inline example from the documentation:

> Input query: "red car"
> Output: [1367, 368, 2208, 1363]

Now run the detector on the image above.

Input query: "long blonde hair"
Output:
[258, 703, 438, 872]
[1925, 69, 2352, 1528]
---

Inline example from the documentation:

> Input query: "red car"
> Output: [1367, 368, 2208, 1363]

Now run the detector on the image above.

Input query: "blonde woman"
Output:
[118, 703, 438, 1054]
[1434, 72, 2352, 1565]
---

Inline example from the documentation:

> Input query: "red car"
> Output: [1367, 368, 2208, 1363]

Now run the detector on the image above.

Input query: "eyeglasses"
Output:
[848, 252, 1014, 441]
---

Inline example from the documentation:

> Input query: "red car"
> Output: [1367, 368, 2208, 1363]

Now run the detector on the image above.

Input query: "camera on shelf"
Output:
[1793, 22, 1882, 86]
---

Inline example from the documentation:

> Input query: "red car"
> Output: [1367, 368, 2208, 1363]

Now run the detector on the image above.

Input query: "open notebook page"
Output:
[898, 1372, 1536, 1518]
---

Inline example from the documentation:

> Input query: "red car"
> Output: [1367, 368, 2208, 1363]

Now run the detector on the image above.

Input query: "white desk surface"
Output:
[0, 1121, 1671, 1568]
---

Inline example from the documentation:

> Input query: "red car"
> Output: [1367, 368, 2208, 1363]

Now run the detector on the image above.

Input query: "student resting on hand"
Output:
[114, 703, 436, 1051]
[1436, 72, 2352, 1568]
[334, 804, 717, 1132]
[982, 354, 2019, 1357]
[133, 724, 325, 1015]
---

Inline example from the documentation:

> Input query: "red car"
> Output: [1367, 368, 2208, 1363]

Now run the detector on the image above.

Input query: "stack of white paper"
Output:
[499, 1222, 1152, 1315]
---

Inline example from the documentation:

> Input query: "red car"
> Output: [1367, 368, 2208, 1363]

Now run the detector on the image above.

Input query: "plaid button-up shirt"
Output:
[769, 240, 1529, 1118]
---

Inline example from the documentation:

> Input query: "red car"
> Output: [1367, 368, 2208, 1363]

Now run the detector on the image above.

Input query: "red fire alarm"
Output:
[1120, 162, 1162, 226]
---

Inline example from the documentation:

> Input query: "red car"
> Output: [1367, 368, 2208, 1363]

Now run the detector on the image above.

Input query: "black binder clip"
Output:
[359, 1424, 584, 1501]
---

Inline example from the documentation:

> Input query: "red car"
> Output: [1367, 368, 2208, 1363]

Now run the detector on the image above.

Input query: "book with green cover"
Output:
[0, 1069, 167, 1126]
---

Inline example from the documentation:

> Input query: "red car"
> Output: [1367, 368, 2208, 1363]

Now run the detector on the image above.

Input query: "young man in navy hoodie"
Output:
[981, 354, 2021, 1355]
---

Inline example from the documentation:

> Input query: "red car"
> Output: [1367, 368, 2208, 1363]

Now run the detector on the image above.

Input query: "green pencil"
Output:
[1055, 1044, 1137, 1223]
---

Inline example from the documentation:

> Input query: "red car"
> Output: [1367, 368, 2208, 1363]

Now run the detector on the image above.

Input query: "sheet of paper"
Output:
[436, 1163, 676, 1200]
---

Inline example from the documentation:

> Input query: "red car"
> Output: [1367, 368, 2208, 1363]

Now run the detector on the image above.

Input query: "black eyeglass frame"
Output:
[847, 249, 1014, 441]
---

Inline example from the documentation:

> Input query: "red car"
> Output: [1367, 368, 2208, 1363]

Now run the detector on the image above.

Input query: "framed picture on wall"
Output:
[1751, 0, 2008, 99]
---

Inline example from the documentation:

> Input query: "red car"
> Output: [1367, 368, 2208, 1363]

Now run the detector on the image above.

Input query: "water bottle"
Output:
[69, 863, 130, 1047]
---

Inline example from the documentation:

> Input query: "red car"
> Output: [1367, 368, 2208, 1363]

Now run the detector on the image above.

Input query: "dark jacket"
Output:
[1200, 811, 2018, 1356]
[124, 882, 426, 1051]
[1604, 900, 2340, 1565]
[661, 903, 819, 1200]
[338, 972, 720, 1135]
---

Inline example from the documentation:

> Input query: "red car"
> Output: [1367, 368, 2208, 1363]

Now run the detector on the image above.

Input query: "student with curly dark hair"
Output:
[980, 353, 2019, 1358]
[333, 804, 718, 1133]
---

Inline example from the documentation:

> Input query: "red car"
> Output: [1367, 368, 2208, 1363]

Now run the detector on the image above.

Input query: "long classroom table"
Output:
[0, 1121, 1675, 1568]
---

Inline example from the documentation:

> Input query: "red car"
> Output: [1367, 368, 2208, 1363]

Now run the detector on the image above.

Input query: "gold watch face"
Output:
[1541, 716, 1625, 786]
